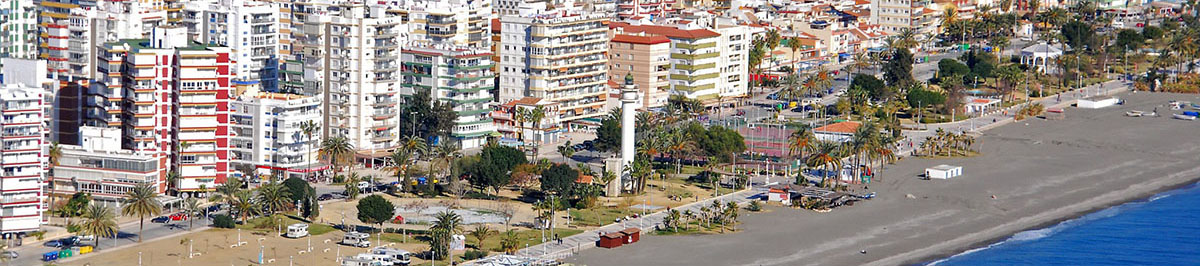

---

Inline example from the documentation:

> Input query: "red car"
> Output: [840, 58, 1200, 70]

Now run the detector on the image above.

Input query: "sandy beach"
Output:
[566, 91, 1200, 266]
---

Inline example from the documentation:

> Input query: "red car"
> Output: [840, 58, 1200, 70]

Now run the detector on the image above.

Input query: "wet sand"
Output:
[567, 92, 1200, 266]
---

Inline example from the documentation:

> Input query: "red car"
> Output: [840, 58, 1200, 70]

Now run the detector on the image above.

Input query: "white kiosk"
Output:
[925, 165, 963, 180]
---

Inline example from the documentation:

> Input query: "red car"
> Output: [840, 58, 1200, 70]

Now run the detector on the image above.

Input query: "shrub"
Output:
[29, 231, 45, 240]
[332, 175, 346, 183]
[463, 250, 489, 260]
[747, 201, 762, 212]
[213, 214, 236, 228]
[66, 223, 80, 233]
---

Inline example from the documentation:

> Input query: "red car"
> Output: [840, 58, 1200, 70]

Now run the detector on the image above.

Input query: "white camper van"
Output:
[286, 223, 309, 238]
[342, 232, 371, 248]
[370, 247, 413, 266]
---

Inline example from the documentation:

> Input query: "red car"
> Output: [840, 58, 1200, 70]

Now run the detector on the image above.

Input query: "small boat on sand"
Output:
[1126, 110, 1144, 117]
[1173, 114, 1197, 120]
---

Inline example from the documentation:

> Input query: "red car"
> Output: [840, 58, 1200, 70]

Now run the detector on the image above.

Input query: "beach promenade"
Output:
[565, 89, 1200, 265]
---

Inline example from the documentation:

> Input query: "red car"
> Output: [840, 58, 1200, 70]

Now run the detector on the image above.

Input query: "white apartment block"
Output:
[296, 4, 403, 154]
[401, 43, 497, 149]
[41, 0, 167, 85]
[0, 85, 47, 235]
[1, 0, 38, 60]
[495, 0, 547, 16]
[393, 0, 493, 49]
[49, 126, 159, 208]
[713, 23, 752, 100]
[499, 5, 609, 128]
[870, 0, 937, 34]
[182, 0, 283, 81]
[230, 89, 324, 181]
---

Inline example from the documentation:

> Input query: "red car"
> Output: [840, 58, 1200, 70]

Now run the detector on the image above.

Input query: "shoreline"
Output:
[567, 91, 1200, 266]
[901, 174, 1200, 266]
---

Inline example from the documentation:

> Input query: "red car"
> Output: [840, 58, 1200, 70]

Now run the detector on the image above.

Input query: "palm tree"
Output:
[787, 124, 816, 183]
[344, 173, 361, 200]
[182, 198, 201, 231]
[848, 52, 870, 77]
[122, 183, 162, 243]
[78, 204, 118, 250]
[49, 142, 62, 167]
[468, 225, 494, 250]
[805, 141, 843, 188]
[556, 141, 575, 163]
[164, 171, 180, 196]
[300, 120, 320, 181]
[499, 230, 521, 254]
[725, 201, 739, 231]
[891, 28, 919, 51]
[787, 36, 805, 71]
[232, 190, 260, 223]
[321, 136, 355, 176]
[256, 180, 292, 215]
[211, 176, 244, 206]
[430, 211, 464, 261]
[431, 142, 461, 188]
[765, 28, 782, 53]
[528, 106, 547, 161]
[387, 148, 413, 192]
[941, 5, 959, 39]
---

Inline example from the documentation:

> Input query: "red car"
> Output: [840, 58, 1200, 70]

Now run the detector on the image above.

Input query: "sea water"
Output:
[930, 182, 1200, 266]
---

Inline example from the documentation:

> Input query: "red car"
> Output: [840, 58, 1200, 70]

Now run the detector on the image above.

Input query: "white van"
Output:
[341, 255, 386, 266]
[285, 223, 309, 238]
[342, 232, 371, 248]
[370, 247, 412, 266]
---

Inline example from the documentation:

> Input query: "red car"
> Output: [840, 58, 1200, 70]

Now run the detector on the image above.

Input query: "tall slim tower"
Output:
[619, 74, 639, 191]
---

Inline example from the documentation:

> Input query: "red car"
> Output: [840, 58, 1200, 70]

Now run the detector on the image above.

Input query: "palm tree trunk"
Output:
[138, 215, 145, 242]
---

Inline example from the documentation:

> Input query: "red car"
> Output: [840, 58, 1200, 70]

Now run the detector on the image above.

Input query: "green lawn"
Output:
[235, 215, 335, 235]
[468, 228, 583, 253]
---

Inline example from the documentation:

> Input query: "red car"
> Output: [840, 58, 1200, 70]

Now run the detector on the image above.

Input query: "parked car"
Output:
[318, 193, 334, 201]
[151, 216, 170, 223]
[330, 192, 348, 199]
[206, 204, 222, 213]
[43, 240, 64, 248]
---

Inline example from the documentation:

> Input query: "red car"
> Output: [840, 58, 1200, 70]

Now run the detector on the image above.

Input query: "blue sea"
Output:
[930, 182, 1200, 266]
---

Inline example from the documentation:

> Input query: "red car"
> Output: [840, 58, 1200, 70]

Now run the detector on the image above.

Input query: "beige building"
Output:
[608, 34, 671, 109]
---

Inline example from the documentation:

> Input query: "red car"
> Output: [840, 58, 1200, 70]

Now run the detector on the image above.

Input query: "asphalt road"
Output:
[9, 211, 212, 265]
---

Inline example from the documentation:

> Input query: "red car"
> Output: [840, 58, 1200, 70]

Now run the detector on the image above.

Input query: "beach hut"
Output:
[813, 121, 862, 143]
[620, 228, 641, 243]
[1077, 96, 1118, 109]
[597, 232, 625, 248]
[925, 165, 962, 179]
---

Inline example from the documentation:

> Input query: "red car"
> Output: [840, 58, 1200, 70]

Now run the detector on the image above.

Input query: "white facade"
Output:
[714, 23, 752, 100]
[0, 85, 47, 234]
[0, 0, 38, 59]
[50, 126, 159, 208]
[395, 0, 493, 49]
[182, 0, 283, 81]
[401, 44, 498, 149]
[297, 4, 404, 154]
[499, 5, 609, 126]
[926, 165, 962, 180]
[230, 90, 324, 180]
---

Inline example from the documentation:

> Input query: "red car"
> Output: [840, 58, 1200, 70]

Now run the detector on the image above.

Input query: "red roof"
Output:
[610, 22, 721, 39]
[813, 121, 862, 134]
[612, 34, 671, 45]
[971, 99, 993, 104]
[576, 174, 594, 184]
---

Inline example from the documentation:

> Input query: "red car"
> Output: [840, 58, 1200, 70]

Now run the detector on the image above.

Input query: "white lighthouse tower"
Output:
[612, 74, 640, 195]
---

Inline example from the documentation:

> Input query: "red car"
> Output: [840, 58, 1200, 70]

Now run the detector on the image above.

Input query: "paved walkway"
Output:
[514, 188, 761, 259]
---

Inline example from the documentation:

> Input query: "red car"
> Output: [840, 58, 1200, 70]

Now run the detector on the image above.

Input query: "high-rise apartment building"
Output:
[93, 26, 234, 195]
[394, 0, 493, 49]
[293, 4, 402, 154]
[610, 22, 751, 103]
[608, 34, 671, 109]
[870, 0, 939, 34]
[0, 84, 47, 235]
[182, 0, 283, 82]
[230, 89, 324, 181]
[1, 0, 38, 60]
[401, 43, 497, 149]
[500, 5, 609, 128]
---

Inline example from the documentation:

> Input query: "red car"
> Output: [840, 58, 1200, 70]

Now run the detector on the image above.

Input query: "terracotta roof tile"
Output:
[813, 121, 862, 134]
[610, 22, 721, 39]
[611, 34, 672, 45]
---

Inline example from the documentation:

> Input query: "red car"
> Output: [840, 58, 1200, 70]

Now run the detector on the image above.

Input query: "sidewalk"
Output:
[514, 188, 761, 259]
